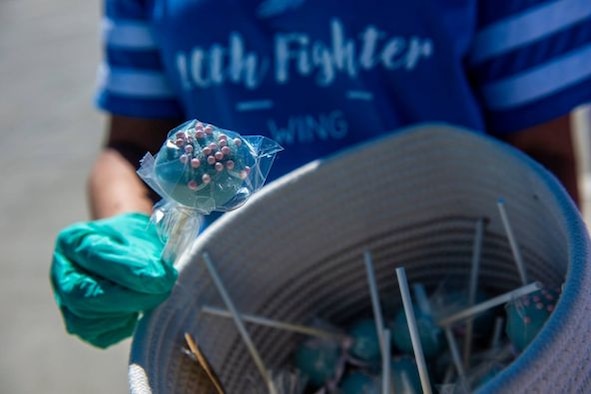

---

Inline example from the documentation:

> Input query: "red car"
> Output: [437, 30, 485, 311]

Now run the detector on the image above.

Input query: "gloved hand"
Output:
[50, 212, 178, 348]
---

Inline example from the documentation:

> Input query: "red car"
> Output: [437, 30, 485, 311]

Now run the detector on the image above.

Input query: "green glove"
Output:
[50, 212, 178, 348]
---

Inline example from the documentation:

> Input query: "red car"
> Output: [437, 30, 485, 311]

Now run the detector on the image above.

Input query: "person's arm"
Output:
[88, 115, 182, 219]
[501, 114, 579, 206]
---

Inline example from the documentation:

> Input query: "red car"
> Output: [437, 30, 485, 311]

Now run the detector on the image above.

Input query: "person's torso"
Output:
[149, 0, 484, 179]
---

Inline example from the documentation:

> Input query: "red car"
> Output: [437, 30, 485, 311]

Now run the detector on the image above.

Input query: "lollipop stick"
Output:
[413, 283, 432, 316]
[363, 250, 387, 357]
[200, 306, 347, 341]
[396, 267, 433, 394]
[202, 252, 277, 394]
[497, 199, 528, 285]
[382, 328, 392, 394]
[463, 218, 485, 367]
[162, 208, 200, 265]
[184, 333, 226, 394]
[444, 328, 468, 392]
[490, 316, 505, 350]
[438, 282, 542, 327]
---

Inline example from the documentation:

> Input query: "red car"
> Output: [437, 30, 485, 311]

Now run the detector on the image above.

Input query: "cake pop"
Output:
[391, 304, 444, 359]
[137, 119, 282, 263]
[347, 318, 383, 365]
[338, 371, 379, 394]
[505, 286, 560, 352]
[294, 337, 344, 388]
[337, 356, 422, 394]
[390, 356, 422, 394]
[142, 120, 282, 212]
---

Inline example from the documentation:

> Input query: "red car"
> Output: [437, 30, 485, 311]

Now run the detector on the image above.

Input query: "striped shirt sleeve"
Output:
[95, 0, 184, 119]
[468, 0, 591, 134]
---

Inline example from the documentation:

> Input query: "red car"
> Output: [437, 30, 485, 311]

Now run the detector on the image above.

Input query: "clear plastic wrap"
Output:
[138, 119, 283, 263]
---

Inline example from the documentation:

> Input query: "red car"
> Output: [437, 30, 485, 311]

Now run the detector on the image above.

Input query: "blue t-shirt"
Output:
[97, 0, 591, 181]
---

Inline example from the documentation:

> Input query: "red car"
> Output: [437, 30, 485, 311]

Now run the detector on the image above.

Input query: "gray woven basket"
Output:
[129, 124, 591, 393]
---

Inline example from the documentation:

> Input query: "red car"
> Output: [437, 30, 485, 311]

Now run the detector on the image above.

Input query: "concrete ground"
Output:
[0, 1, 590, 394]
[0, 1, 130, 393]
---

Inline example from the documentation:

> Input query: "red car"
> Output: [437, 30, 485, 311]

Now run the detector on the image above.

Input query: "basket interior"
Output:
[132, 125, 573, 393]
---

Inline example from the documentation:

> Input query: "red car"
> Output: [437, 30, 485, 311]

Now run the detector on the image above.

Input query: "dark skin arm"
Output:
[88, 115, 182, 219]
[501, 114, 579, 206]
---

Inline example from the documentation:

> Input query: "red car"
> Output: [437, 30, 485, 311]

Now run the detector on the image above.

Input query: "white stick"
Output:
[497, 199, 528, 285]
[413, 283, 432, 316]
[382, 328, 391, 394]
[363, 250, 387, 358]
[396, 267, 433, 394]
[200, 306, 347, 341]
[445, 328, 469, 393]
[438, 282, 542, 327]
[463, 218, 485, 367]
[490, 316, 505, 350]
[202, 252, 277, 394]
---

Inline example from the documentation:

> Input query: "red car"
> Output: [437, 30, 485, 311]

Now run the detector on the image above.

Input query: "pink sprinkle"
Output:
[221, 146, 231, 155]
[533, 296, 541, 302]
[215, 151, 224, 161]
[207, 156, 216, 165]
[191, 158, 200, 168]
[179, 154, 188, 164]
[547, 304, 555, 312]
[202, 174, 211, 184]
[215, 162, 224, 172]
[184, 145, 193, 153]
[239, 170, 248, 179]
[233, 138, 242, 147]
[204, 125, 213, 134]
[195, 130, 205, 139]
[219, 139, 228, 147]
[536, 302, 544, 310]
[187, 180, 198, 190]
[218, 134, 227, 141]
[202, 147, 212, 156]
[545, 294, 554, 301]
[175, 138, 185, 147]
[244, 166, 251, 174]
[176, 131, 186, 139]
[524, 316, 531, 324]
[208, 142, 218, 151]
[195, 122, 203, 130]
[226, 160, 235, 170]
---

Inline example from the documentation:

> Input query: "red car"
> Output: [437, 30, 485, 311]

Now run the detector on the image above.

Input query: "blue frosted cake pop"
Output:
[390, 356, 422, 394]
[338, 371, 379, 394]
[505, 286, 560, 352]
[137, 119, 282, 262]
[348, 318, 384, 365]
[294, 338, 343, 388]
[152, 120, 259, 212]
[431, 288, 495, 337]
[392, 305, 444, 358]
[337, 356, 422, 394]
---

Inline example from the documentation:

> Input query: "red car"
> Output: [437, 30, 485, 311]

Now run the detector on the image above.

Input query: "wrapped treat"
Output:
[347, 318, 383, 365]
[294, 337, 346, 389]
[505, 286, 561, 352]
[138, 119, 282, 263]
[338, 371, 378, 394]
[391, 304, 444, 359]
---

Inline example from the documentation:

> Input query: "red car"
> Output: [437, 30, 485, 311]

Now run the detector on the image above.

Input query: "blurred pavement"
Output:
[0, 1, 130, 393]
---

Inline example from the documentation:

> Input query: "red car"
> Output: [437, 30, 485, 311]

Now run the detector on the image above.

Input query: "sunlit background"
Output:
[0, 1, 590, 393]
[0, 1, 129, 393]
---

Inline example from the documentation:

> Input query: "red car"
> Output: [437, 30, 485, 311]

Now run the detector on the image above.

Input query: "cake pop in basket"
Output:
[137, 119, 282, 263]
